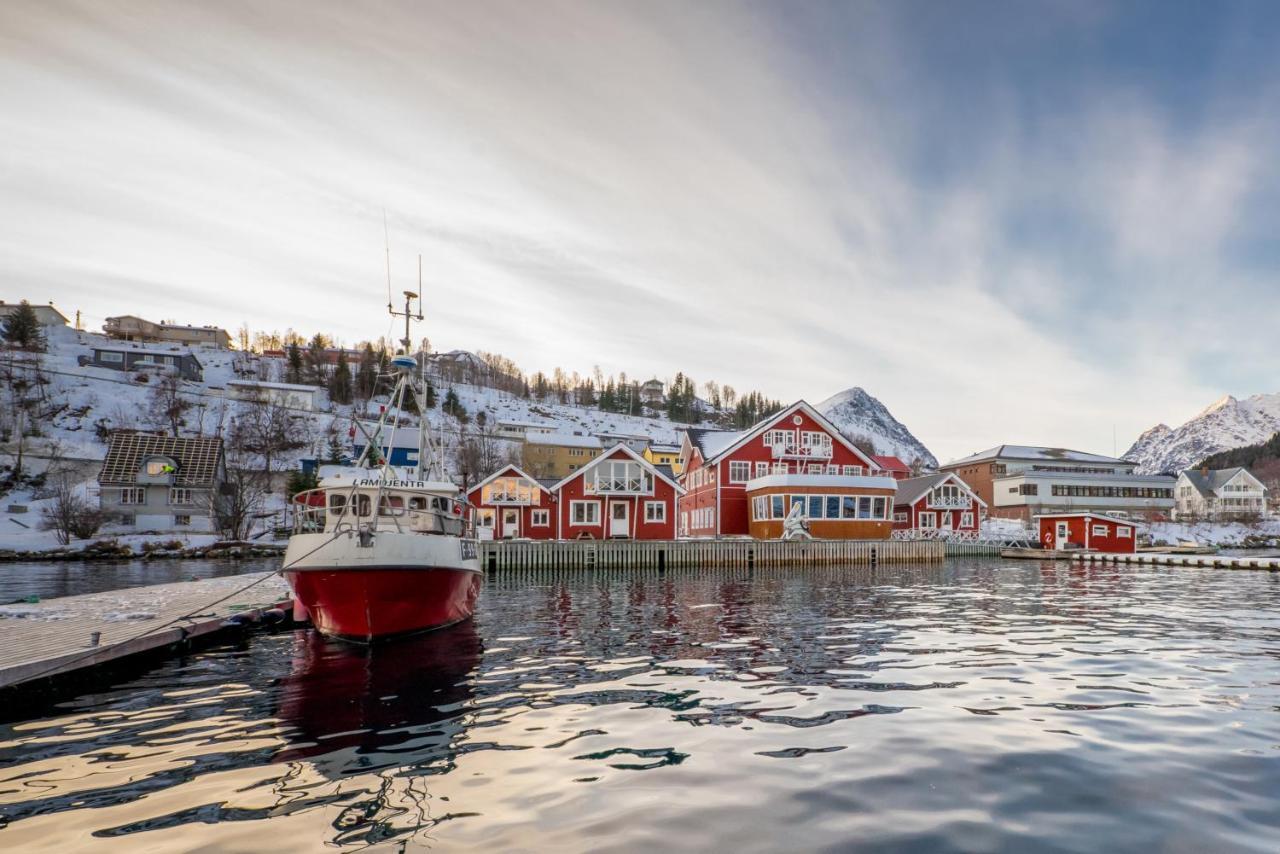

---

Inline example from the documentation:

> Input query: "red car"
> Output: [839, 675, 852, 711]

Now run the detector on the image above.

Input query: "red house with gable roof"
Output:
[1036, 512, 1137, 553]
[678, 401, 899, 539]
[892, 472, 985, 533]
[551, 444, 683, 539]
[465, 464, 556, 540]
[872, 455, 913, 480]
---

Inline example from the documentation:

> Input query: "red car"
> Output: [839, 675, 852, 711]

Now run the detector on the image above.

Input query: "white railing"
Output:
[588, 476, 653, 494]
[771, 443, 833, 460]
[928, 497, 972, 509]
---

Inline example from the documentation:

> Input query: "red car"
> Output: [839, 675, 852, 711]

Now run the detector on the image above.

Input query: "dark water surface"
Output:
[0, 558, 280, 602]
[1, 559, 1278, 852]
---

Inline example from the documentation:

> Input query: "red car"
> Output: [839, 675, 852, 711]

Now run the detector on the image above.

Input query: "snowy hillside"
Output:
[817, 387, 938, 469]
[1123, 393, 1280, 474]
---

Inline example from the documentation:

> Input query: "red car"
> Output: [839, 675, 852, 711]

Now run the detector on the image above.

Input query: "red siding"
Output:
[465, 466, 556, 541]
[1037, 515, 1136, 553]
[892, 495, 982, 533]
[556, 447, 679, 540]
[678, 406, 878, 538]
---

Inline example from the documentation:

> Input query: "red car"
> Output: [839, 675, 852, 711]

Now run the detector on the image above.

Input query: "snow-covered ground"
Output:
[982, 513, 1280, 548]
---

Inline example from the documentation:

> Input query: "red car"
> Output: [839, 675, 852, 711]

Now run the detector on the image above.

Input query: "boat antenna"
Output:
[383, 208, 393, 316]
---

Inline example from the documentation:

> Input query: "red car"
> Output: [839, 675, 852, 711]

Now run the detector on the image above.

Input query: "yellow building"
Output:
[521, 433, 603, 480]
[643, 443, 683, 475]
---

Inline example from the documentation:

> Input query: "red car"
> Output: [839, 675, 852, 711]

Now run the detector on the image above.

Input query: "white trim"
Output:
[644, 500, 666, 523]
[466, 464, 550, 500]
[531, 508, 550, 526]
[569, 500, 602, 526]
[696, 401, 881, 471]
[550, 443, 685, 495]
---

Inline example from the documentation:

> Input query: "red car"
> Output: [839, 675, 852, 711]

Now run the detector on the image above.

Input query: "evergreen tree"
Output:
[355, 343, 379, 399]
[305, 334, 328, 386]
[2, 300, 43, 350]
[424, 377, 438, 409]
[328, 348, 353, 404]
[324, 433, 347, 464]
[578, 380, 597, 407]
[286, 342, 303, 384]
[627, 381, 643, 416]
[285, 468, 319, 499]
[600, 379, 617, 412]
[442, 388, 467, 421]
[532, 372, 549, 401]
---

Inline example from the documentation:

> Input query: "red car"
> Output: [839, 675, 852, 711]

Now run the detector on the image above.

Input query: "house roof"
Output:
[688, 401, 880, 470]
[549, 443, 685, 494]
[647, 443, 681, 454]
[1033, 512, 1137, 527]
[684, 428, 742, 460]
[99, 432, 224, 487]
[944, 444, 1130, 467]
[94, 344, 202, 366]
[0, 301, 69, 324]
[465, 464, 552, 498]
[872, 454, 911, 472]
[894, 472, 988, 508]
[1179, 467, 1261, 497]
[525, 432, 602, 449]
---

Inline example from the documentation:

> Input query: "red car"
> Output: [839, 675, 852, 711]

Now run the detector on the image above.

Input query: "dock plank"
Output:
[0, 572, 290, 689]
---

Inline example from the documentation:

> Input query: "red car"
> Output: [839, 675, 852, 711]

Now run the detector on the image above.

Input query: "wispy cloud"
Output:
[2, 1, 1278, 460]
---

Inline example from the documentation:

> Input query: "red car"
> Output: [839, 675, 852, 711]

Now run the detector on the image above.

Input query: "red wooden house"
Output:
[892, 473, 985, 533]
[551, 444, 683, 539]
[1036, 512, 1137, 553]
[872, 455, 913, 480]
[678, 401, 898, 539]
[465, 464, 556, 540]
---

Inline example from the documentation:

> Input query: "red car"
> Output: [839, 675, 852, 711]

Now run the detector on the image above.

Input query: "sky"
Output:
[3, 0, 1279, 463]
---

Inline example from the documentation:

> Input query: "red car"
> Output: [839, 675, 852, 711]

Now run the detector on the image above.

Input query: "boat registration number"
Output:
[460, 540, 478, 561]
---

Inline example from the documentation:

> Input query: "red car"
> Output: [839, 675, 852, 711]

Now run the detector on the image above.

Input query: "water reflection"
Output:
[0, 561, 1277, 852]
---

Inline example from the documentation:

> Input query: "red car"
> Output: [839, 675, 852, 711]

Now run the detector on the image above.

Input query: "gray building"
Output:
[98, 433, 226, 531]
[80, 346, 203, 381]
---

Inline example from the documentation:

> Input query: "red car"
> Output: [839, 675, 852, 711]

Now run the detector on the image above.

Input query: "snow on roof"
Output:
[94, 343, 199, 360]
[99, 433, 223, 486]
[227, 379, 320, 393]
[944, 444, 1129, 467]
[525, 432, 602, 448]
[685, 428, 742, 460]
[1179, 467, 1259, 497]
[648, 443, 681, 454]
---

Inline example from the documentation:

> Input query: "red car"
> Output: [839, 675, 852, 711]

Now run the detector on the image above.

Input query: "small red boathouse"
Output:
[1036, 512, 1137, 553]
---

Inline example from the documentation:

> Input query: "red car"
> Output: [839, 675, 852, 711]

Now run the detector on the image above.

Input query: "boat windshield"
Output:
[292, 488, 471, 537]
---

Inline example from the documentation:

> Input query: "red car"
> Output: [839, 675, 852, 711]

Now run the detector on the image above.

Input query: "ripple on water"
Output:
[0, 561, 1279, 852]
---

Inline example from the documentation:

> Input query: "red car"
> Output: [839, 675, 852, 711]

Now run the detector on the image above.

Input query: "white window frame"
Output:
[1091, 524, 1109, 536]
[728, 461, 751, 484]
[531, 509, 550, 527]
[173, 514, 191, 526]
[99, 351, 124, 363]
[571, 500, 601, 525]
[919, 511, 937, 529]
[960, 511, 974, 528]
[168, 487, 193, 506]
[1117, 526, 1132, 538]
[894, 511, 909, 523]
[644, 501, 666, 523]
[826, 464, 839, 474]
[477, 509, 496, 528]
[755, 462, 769, 478]
[119, 487, 146, 505]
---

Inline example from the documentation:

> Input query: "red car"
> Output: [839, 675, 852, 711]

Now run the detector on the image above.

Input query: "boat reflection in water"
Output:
[272, 623, 483, 847]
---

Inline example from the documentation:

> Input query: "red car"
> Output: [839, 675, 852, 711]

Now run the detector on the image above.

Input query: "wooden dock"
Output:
[0, 572, 291, 690]
[1072, 552, 1280, 570]
[480, 538, 943, 571]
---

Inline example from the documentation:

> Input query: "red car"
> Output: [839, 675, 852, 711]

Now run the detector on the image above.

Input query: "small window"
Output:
[532, 509, 550, 526]
[858, 496, 872, 519]
[807, 495, 823, 518]
[120, 487, 146, 505]
[1091, 524, 1108, 536]
[729, 461, 750, 483]
[379, 495, 405, 516]
[873, 497, 887, 519]
[825, 495, 840, 519]
[477, 509, 495, 528]
[842, 496, 857, 519]
[355, 494, 372, 517]
[842, 465, 856, 476]
[919, 511, 936, 529]
[329, 494, 348, 512]
[961, 511, 974, 528]
[168, 488, 193, 506]
[99, 351, 124, 363]
[755, 462, 769, 478]
[174, 514, 191, 526]
[571, 501, 600, 525]
[894, 511, 909, 523]
[645, 501, 666, 523]
[771, 495, 785, 518]
[408, 496, 427, 510]
[1117, 527, 1132, 538]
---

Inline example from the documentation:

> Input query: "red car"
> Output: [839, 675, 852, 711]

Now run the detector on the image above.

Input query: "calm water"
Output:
[1, 559, 1279, 852]
[0, 558, 281, 602]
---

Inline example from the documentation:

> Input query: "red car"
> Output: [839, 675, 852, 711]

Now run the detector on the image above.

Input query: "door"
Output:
[502, 508, 520, 539]
[1055, 521, 1070, 550]
[610, 502, 629, 538]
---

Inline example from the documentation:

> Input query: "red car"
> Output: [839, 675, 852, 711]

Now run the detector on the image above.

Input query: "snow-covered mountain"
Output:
[817, 387, 938, 469]
[1123, 393, 1280, 474]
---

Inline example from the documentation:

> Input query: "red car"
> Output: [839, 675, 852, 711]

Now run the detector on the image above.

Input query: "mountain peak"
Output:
[816, 387, 937, 469]
[1197, 394, 1238, 418]
[1124, 391, 1280, 474]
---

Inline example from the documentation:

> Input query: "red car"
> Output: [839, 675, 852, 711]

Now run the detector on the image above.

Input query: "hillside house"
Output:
[1036, 512, 1137, 553]
[98, 433, 227, 531]
[1174, 467, 1268, 520]
[466, 464, 557, 540]
[640, 379, 665, 406]
[227, 380, 324, 411]
[495, 420, 558, 440]
[872, 455, 913, 480]
[940, 445, 1174, 521]
[0, 300, 69, 327]
[892, 473, 985, 534]
[81, 346, 203, 381]
[644, 443, 684, 475]
[522, 433, 602, 480]
[105, 315, 231, 349]
[678, 401, 896, 540]
[552, 444, 682, 539]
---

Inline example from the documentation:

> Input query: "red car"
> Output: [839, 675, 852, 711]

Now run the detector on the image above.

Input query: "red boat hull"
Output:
[284, 567, 483, 642]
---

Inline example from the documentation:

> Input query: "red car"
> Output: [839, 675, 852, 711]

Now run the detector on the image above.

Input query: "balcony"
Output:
[771, 443, 833, 460]
[586, 474, 653, 495]
[928, 497, 972, 509]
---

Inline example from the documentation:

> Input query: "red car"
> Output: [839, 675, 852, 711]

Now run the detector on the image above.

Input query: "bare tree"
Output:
[205, 445, 269, 540]
[39, 475, 108, 545]
[147, 371, 193, 437]
[232, 392, 313, 486]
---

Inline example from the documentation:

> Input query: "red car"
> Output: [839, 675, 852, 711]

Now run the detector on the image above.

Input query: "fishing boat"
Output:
[282, 291, 481, 642]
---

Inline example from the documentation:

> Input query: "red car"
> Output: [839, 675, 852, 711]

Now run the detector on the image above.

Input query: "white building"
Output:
[0, 300, 69, 327]
[226, 380, 325, 411]
[1174, 467, 1268, 520]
